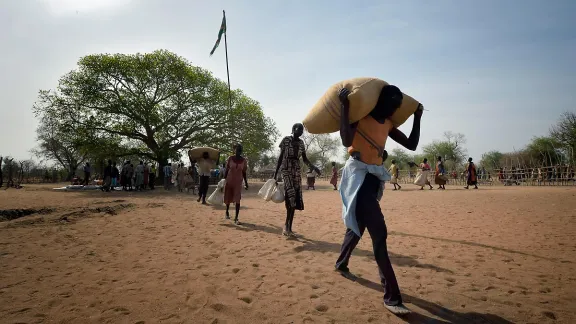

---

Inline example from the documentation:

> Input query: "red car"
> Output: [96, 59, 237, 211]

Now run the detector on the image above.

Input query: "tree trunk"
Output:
[156, 157, 169, 185]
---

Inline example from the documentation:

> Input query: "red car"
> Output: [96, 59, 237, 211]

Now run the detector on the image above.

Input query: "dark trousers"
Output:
[149, 174, 155, 189]
[83, 172, 90, 185]
[335, 173, 402, 306]
[199, 176, 210, 198]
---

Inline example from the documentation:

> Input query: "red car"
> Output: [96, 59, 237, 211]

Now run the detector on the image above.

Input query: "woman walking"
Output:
[273, 123, 321, 237]
[435, 156, 447, 190]
[306, 166, 317, 190]
[177, 163, 188, 192]
[224, 144, 249, 224]
[419, 158, 433, 190]
[330, 161, 339, 190]
[464, 157, 479, 189]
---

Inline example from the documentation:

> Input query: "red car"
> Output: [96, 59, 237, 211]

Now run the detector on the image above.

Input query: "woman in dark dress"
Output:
[273, 123, 321, 237]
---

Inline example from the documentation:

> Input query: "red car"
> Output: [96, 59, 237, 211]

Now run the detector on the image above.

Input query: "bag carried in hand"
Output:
[258, 179, 277, 201]
[270, 182, 285, 203]
[207, 187, 224, 205]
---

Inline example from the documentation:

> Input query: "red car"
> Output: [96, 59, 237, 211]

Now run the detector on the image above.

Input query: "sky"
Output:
[1, 0, 575, 162]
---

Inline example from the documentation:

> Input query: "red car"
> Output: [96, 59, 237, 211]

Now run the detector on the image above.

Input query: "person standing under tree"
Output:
[83, 162, 91, 185]
[149, 164, 156, 190]
[273, 123, 321, 237]
[102, 160, 113, 192]
[111, 162, 119, 190]
[197, 152, 216, 204]
[163, 162, 173, 190]
[223, 144, 249, 224]
[335, 85, 423, 316]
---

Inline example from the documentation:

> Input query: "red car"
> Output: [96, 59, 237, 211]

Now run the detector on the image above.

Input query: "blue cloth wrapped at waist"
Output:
[338, 157, 391, 237]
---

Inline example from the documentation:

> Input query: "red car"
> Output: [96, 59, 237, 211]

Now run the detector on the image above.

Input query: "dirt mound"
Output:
[0, 208, 54, 222]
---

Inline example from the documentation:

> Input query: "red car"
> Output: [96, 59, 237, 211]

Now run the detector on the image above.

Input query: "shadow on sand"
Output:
[219, 223, 452, 274]
[353, 276, 515, 324]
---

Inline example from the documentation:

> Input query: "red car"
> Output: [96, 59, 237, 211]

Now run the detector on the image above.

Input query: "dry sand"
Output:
[1, 182, 575, 324]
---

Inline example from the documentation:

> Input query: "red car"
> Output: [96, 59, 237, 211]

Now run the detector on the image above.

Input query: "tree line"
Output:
[4, 49, 574, 185]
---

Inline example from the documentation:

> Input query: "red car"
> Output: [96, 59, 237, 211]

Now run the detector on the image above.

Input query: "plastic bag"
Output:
[258, 179, 276, 201]
[271, 182, 285, 203]
[217, 179, 226, 189]
[413, 171, 427, 186]
[207, 187, 223, 205]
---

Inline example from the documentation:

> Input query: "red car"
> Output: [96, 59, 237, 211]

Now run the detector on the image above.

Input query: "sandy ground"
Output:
[1, 182, 575, 324]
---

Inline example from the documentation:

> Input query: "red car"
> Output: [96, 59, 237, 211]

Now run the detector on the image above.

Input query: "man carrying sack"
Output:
[332, 83, 423, 316]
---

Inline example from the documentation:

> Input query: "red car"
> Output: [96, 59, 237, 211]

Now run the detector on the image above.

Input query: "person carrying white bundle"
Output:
[414, 158, 433, 190]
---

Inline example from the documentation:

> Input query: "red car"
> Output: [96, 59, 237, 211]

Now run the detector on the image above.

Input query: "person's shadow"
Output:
[353, 276, 515, 324]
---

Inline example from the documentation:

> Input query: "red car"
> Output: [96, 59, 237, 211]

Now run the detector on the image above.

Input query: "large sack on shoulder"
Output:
[188, 147, 220, 162]
[258, 179, 276, 201]
[303, 77, 421, 134]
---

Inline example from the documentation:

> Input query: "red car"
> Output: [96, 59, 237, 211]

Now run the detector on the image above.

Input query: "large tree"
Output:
[302, 133, 340, 171]
[32, 113, 88, 180]
[550, 111, 576, 163]
[422, 131, 467, 170]
[524, 136, 565, 166]
[480, 150, 504, 171]
[33, 50, 277, 177]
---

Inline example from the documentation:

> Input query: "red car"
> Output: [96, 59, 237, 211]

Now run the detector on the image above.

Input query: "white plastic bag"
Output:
[258, 179, 276, 201]
[217, 179, 226, 189]
[413, 171, 428, 186]
[207, 187, 223, 205]
[271, 182, 285, 203]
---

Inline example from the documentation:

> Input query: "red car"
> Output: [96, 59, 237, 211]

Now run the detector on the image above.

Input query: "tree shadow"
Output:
[292, 236, 453, 274]
[353, 276, 514, 324]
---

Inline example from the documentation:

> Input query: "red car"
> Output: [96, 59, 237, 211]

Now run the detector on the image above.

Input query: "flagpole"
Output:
[223, 10, 232, 110]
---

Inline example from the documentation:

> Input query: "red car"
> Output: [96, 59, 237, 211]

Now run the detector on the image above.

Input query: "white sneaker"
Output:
[385, 304, 411, 316]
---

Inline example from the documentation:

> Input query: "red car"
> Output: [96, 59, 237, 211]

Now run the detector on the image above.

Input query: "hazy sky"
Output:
[1, 0, 575, 162]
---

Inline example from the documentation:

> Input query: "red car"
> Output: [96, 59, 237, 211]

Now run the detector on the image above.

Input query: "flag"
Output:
[209, 12, 227, 56]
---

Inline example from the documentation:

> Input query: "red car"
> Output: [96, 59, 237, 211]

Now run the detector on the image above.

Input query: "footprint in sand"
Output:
[232, 268, 240, 273]
[210, 303, 225, 311]
[315, 304, 329, 312]
[310, 294, 319, 299]
[238, 296, 253, 304]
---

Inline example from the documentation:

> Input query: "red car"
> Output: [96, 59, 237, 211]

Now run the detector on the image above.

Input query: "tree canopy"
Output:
[33, 50, 278, 175]
[422, 132, 467, 170]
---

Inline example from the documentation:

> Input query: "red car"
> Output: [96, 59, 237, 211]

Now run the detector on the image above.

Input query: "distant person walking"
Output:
[197, 152, 216, 204]
[464, 157, 479, 189]
[330, 161, 339, 190]
[435, 156, 447, 190]
[388, 160, 401, 190]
